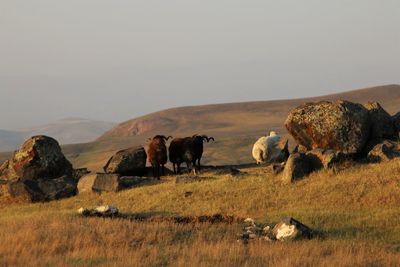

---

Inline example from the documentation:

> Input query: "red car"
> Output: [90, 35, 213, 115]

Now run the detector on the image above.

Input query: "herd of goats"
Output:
[146, 134, 215, 179]
[145, 131, 285, 179]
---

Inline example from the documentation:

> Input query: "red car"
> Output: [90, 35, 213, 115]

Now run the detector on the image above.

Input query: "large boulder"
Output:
[364, 102, 397, 140]
[367, 140, 400, 162]
[272, 217, 313, 241]
[0, 135, 73, 181]
[7, 176, 77, 202]
[103, 146, 147, 176]
[285, 101, 370, 155]
[282, 153, 315, 184]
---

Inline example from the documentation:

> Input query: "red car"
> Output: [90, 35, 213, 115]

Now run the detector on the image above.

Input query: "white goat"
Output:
[252, 131, 288, 164]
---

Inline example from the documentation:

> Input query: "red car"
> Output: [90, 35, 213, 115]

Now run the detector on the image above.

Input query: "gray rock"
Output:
[103, 146, 147, 176]
[364, 102, 397, 140]
[272, 162, 285, 174]
[285, 100, 370, 155]
[77, 173, 150, 194]
[272, 217, 313, 241]
[306, 149, 345, 169]
[367, 140, 400, 162]
[92, 173, 121, 193]
[282, 153, 314, 183]
[393, 112, 400, 136]
[7, 175, 77, 202]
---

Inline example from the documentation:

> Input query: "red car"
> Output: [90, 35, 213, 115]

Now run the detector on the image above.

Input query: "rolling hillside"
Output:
[1, 85, 399, 171]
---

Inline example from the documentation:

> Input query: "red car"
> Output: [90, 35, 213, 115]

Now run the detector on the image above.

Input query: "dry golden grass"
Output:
[1, 158, 400, 266]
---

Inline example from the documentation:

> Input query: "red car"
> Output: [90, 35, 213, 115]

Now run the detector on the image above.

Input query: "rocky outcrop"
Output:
[285, 101, 370, 155]
[103, 146, 147, 176]
[282, 153, 314, 184]
[78, 205, 119, 217]
[367, 140, 400, 162]
[7, 175, 77, 202]
[364, 102, 397, 141]
[238, 217, 313, 243]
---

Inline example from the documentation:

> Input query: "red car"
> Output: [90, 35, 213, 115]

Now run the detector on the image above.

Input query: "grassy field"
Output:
[1, 158, 400, 266]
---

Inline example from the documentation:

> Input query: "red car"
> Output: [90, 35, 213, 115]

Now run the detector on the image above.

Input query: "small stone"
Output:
[77, 207, 90, 216]
[244, 218, 255, 224]
[95, 205, 119, 215]
[249, 233, 257, 239]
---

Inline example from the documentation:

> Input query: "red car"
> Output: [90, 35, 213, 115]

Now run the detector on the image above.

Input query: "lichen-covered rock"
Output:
[367, 140, 400, 162]
[282, 153, 314, 183]
[285, 101, 370, 155]
[7, 176, 77, 202]
[272, 217, 313, 241]
[306, 149, 345, 169]
[103, 146, 147, 176]
[0, 136, 73, 181]
[364, 102, 397, 140]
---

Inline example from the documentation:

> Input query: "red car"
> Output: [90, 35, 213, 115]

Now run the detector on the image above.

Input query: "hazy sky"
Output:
[1, 0, 399, 129]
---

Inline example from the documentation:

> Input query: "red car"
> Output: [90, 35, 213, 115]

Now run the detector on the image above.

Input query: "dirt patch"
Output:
[80, 211, 243, 224]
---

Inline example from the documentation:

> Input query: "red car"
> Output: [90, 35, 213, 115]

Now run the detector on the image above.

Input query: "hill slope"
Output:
[67, 84, 400, 172]
[101, 84, 400, 140]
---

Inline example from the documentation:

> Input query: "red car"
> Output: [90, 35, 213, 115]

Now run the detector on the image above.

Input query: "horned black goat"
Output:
[169, 135, 214, 174]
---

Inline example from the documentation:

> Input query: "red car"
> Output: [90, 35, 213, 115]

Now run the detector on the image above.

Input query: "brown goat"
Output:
[146, 135, 172, 179]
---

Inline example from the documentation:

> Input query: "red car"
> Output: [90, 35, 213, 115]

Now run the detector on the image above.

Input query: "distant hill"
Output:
[0, 118, 116, 152]
[101, 84, 400, 140]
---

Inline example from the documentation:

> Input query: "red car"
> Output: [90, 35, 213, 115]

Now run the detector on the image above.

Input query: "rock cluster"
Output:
[78, 205, 119, 217]
[238, 217, 313, 243]
[282, 100, 400, 182]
